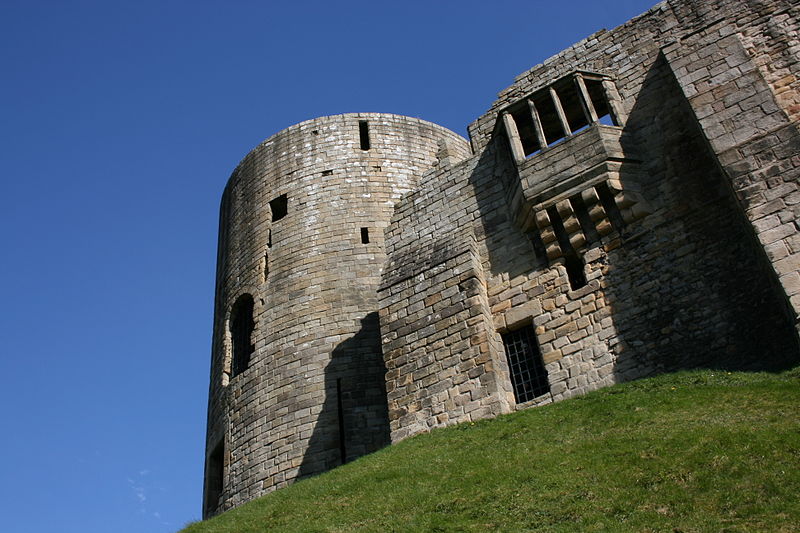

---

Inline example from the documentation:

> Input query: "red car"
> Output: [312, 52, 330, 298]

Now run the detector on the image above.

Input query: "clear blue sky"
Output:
[0, 1, 656, 531]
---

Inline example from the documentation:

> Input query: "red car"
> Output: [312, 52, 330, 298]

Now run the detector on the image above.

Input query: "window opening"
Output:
[585, 79, 616, 126]
[360, 227, 370, 244]
[501, 73, 624, 160]
[204, 440, 225, 517]
[555, 80, 590, 134]
[336, 378, 347, 465]
[359, 120, 370, 150]
[532, 93, 565, 146]
[269, 194, 287, 222]
[564, 252, 587, 290]
[267, 229, 272, 248]
[502, 325, 549, 403]
[263, 249, 269, 281]
[230, 294, 255, 377]
[321, 169, 333, 176]
[509, 104, 541, 156]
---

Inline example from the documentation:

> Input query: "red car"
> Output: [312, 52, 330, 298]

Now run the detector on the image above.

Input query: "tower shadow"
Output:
[298, 312, 391, 480]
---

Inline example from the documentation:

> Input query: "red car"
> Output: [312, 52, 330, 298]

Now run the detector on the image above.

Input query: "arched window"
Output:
[230, 294, 255, 377]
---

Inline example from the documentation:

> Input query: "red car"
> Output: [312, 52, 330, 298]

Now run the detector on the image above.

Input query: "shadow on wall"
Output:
[297, 312, 391, 480]
[465, 55, 798, 404]
[603, 53, 799, 378]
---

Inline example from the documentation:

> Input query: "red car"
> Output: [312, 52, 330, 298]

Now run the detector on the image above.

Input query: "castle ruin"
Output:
[203, 0, 800, 518]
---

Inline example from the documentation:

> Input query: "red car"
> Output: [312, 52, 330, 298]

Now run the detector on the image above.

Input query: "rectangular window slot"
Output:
[269, 194, 288, 222]
[359, 120, 371, 150]
[204, 440, 225, 517]
[502, 325, 549, 403]
[360, 227, 370, 244]
[321, 169, 333, 176]
[564, 252, 587, 290]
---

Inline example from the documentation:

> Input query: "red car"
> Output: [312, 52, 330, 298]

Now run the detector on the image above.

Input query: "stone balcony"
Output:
[506, 123, 649, 261]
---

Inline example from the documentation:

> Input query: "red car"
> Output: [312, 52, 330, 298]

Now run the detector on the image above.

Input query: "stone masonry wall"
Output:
[206, 0, 800, 516]
[204, 113, 470, 517]
[379, 0, 800, 442]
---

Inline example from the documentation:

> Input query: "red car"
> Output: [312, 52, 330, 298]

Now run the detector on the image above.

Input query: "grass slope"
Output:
[183, 369, 800, 532]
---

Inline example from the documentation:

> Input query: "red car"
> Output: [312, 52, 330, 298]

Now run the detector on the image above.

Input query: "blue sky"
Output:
[0, 1, 656, 531]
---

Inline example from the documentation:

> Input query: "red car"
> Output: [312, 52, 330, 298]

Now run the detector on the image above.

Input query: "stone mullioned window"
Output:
[501, 71, 626, 161]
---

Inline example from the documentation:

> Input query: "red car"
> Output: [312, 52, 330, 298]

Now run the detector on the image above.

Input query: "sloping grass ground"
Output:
[183, 368, 800, 532]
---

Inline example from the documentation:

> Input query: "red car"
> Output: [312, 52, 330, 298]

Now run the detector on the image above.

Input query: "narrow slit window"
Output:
[502, 325, 549, 403]
[263, 249, 269, 281]
[564, 252, 587, 290]
[360, 227, 370, 244]
[270, 194, 287, 222]
[230, 294, 255, 377]
[359, 120, 370, 150]
[204, 440, 225, 517]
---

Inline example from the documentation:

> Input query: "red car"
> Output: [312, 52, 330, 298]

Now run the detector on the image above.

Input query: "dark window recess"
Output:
[585, 79, 616, 126]
[502, 325, 550, 403]
[267, 229, 272, 248]
[359, 120, 370, 150]
[270, 194, 287, 222]
[564, 252, 587, 290]
[532, 94, 565, 146]
[263, 250, 269, 281]
[321, 169, 333, 176]
[555, 80, 590, 134]
[230, 294, 255, 377]
[204, 440, 224, 517]
[360, 227, 370, 244]
[509, 103, 541, 156]
[336, 378, 347, 465]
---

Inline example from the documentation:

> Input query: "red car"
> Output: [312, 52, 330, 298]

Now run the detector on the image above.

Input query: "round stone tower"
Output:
[203, 113, 470, 517]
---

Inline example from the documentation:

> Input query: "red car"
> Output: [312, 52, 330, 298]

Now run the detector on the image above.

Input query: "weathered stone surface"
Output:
[203, 114, 470, 517]
[205, 0, 800, 518]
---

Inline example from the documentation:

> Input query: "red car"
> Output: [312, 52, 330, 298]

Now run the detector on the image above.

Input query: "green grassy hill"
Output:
[183, 369, 800, 532]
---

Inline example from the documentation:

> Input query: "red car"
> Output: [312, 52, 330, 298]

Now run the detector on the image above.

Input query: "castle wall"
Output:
[379, 0, 800, 442]
[205, 0, 800, 515]
[203, 113, 470, 516]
